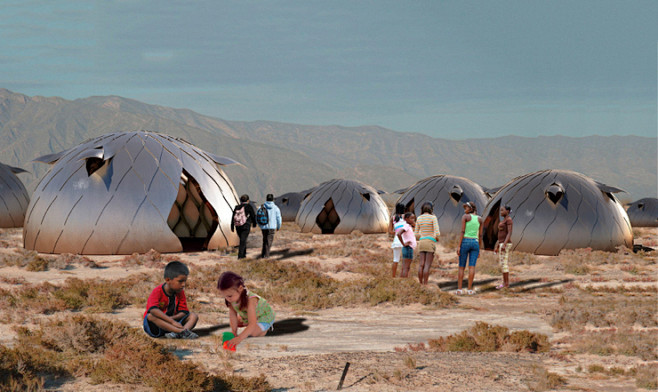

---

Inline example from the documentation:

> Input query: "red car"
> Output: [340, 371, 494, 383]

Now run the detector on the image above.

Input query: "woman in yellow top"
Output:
[414, 201, 440, 285]
[456, 201, 484, 295]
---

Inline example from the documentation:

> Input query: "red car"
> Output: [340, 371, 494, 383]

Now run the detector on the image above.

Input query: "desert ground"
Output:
[0, 223, 656, 391]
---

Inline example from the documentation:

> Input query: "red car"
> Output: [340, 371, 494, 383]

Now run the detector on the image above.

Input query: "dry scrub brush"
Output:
[425, 322, 551, 353]
[194, 259, 456, 310]
[0, 274, 159, 318]
[2, 315, 269, 392]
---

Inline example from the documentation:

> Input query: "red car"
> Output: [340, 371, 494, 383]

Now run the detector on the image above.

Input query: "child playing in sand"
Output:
[217, 271, 275, 349]
[143, 260, 199, 339]
[396, 212, 416, 278]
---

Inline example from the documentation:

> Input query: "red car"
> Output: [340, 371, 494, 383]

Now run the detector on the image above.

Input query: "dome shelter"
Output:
[0, 162, 30, 228]
[24, 131, 240, 254]
[275, 188, 314, 222]
[295, 179, 388, 234]
[481, 169, 633, 256]
[626, 198, 658, 227]
[396, 175, 489, 237]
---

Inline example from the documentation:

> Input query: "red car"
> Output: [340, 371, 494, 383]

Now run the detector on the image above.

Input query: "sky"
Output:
[1, 0, 656, 139]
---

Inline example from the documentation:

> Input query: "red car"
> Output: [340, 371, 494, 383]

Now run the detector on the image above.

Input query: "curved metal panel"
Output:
[481, 170, 633, 256]
[626, 198, 658, 227]
[397, 175, 489, 237]
[295, 179, 388, 234]
[0, 162, 30, 228]
[275, 188, 314, 221]
[24, 131, 239, 254]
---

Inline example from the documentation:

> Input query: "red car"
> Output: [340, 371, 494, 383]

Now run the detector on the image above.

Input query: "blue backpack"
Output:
[256, 204, 269, 226]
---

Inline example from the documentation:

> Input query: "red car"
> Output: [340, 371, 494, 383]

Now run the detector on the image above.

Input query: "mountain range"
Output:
[0, 88, 655, 202]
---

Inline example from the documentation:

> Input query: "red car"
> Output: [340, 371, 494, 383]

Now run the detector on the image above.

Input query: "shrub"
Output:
[427, 322, 550, 353]
[12, 315, 270, 392]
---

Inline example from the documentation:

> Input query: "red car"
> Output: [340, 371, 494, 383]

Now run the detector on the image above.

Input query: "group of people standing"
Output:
[230, 194, 282, 259]
[389, 201, 513, 294]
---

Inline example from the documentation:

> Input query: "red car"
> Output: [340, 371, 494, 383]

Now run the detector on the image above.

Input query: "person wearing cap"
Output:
[456, 201, 483, 295]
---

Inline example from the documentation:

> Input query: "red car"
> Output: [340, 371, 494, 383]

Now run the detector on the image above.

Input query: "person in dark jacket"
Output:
[231, 194, 257, 259]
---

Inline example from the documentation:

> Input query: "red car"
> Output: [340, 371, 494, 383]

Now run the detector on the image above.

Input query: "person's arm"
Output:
[388, 217, 394, 237]
[243, 204, 255, 228]
[478, 216, 484, 249]
[227, 305, 238, 336]
[230, 207, 236, 232]
[433, 216, 440, 241]
[171, 291, 190, 320]
[397, 228, 409, 247]
[226, 297, 261, 349]
[276, 207, 282, 230]
[149, 308, 183, 328]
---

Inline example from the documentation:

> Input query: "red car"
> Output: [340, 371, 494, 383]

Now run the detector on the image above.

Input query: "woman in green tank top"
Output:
[456, 202, 483, 295]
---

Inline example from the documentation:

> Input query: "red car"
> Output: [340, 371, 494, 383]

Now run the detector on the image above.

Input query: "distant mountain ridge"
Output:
[1, 88, 655, 202]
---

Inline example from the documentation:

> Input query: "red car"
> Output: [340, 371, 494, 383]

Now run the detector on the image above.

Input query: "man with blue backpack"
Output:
[256, 194, 282, 258]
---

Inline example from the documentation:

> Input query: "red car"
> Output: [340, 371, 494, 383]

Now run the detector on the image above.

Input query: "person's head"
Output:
[404, 212, 416, 225]
[217, 271, 248, 310]
[164, 261, 189, 293]
[394, 203, 405, 216]
[266, 194, 274, 202]
[240, 194, 250, 203]
[421, 201, 433, 215]
[463, 201, 477, 214]
[500, 205, 511, 217]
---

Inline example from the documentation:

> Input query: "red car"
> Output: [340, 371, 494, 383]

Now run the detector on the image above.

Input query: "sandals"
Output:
[456, 289, 477, 295]
[495, 284, 505, 290]
[467, 289, 476, 295]
[455, 289, 464, 295]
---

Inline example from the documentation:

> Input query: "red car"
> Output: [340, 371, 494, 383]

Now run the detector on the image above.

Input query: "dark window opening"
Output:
[86, 157, 105, 176]
[545, 183, 564, 204]
[637, 203, 644, 210]
[450, 185, 463, 203]
[282, 197, 289, 204]
[166, 170, 218, 251]
[482, 200, 501, 250]
[316, 198, 340, 234]
[603, 192, 616, 202]
[361, 192, 371, 202]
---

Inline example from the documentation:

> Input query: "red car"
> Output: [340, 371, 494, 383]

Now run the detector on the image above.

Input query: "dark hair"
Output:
[421, 201, 433, 214]
[393, 203, 405, 223]
[503, 205, 512, 213]
[266, 194, 274, 201]
[217, 271, 248, 310]
[240, 194, 249, 203]
[404, 212, 415, 219]
[164, 261, 189, 280]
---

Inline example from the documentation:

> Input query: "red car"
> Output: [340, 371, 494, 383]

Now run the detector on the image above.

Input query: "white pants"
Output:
[392, 247, 402, 263]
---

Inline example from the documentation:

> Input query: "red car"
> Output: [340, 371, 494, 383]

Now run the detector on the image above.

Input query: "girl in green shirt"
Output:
[218, 271, 275, 350]
[456, 202, 484, 295]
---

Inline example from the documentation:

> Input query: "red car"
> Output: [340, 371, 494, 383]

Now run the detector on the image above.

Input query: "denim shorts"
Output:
[459, 238, 480, 267]
[402, 245, 414, 259]
[258, 321, 274, 332]
[143, 313, 189, 338]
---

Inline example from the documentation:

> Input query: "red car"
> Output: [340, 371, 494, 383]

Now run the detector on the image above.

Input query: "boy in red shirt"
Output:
[143, 261, 199, 339]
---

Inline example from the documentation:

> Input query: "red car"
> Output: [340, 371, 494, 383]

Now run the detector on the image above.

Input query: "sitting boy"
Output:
[143, 260, 199, 339]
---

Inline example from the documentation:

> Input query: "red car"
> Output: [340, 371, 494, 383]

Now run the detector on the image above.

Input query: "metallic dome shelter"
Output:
[0, 162, 30, 228]
[275, 188, 314, 222]
[24, 131, 240, 254]
[626, 198, 658, 227]
[295, 179, 388, 234]
[481, 169, 633, 255]
[396, 175, 490, 237]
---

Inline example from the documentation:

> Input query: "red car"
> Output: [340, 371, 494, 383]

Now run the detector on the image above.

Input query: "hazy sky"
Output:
[1, 0, 656, 139]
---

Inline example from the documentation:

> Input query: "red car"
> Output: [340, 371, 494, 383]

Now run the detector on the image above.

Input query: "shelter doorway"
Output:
[167, 170, 218, 251]
[316, 198, 340, 234]
[482, 200, 500, 251]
